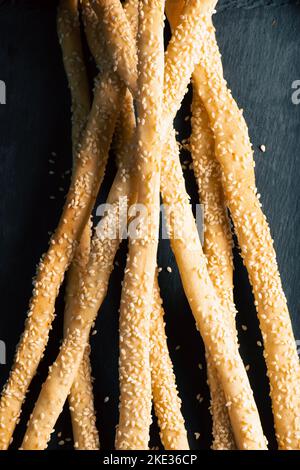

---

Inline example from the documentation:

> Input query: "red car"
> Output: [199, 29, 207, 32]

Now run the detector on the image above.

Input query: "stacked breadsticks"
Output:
[1, 0, 299, 451]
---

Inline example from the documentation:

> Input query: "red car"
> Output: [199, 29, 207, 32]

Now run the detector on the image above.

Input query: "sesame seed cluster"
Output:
[0, 0, 298, 452]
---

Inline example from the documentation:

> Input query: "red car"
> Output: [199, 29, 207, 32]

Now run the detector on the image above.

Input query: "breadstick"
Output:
[115, 0, 165, 450]
[21, 146, 132, 450]
[0, 54, 124, 455]
[151, 276, 189, 450]
[161, 128, 266, 450]
[58, 0, 91, 153]
[165, 1, 236, 449]
[22, 0, 265, 450]
[168, 3, 300, 449]
[167, 1, 236, 448]
[58, 0, 99, 450]
[21, 0, 184, 450]
[20, 2, 131, 449]
[191, 93, 236, 450]
[97, 0, 267, 449]
[91, 0, 138, 95]
[123, 0, 189, 449]
[22, 89, 188, 450]
[104, 0, 188, 449]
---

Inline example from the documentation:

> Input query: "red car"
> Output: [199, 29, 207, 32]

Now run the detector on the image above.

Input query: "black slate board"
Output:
[0, 0, 300, 451]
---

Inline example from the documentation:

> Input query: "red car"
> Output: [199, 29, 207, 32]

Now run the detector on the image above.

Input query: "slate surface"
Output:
[0, 0, 299, 451]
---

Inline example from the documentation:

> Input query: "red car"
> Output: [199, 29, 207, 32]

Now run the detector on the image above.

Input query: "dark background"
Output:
[0, 0, 300, 451]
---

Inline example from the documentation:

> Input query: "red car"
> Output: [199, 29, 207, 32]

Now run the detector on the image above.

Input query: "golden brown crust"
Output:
[191, 91, 236, 451]
[91, 0, 138, 95]
[188, 10, 300, 451]
[98, 0, 266, 449]
[0, 31, 123, 457]
[151, 277, 189, 450]
[115, 0, 165, 450]
[166, 1, 236, 450]
[60, 0, 99, 450]
[161, 128, 267, 450]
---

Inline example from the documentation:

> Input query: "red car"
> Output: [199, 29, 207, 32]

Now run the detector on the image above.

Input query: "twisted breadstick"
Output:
[58, 0, 99, 450]
[96, 0, 266, 449]
[123, 0, 189, 450]
[0, 34, 124, 457]
[191, 92, 236, 450]
[174, 2, 300, 450]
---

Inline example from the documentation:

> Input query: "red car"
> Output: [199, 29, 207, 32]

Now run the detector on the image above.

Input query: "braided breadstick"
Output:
[95, 0, 267, 449]
[0, 38, 124, 457]
[58, 0, 99, 450]
[115, 0, 165, 450]
[179, 6, 300, 450]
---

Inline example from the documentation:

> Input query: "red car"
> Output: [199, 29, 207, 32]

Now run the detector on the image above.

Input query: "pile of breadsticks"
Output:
[1, 0, 299, 451]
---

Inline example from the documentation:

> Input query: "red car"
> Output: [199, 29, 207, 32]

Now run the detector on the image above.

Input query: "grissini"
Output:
[191, 90, 236, 451]
[21, 0, 189, 450]
[115, 0, 165, 450]
[91, 0, 138, 95]
[22, 92, 189, 449]
[122, 0, 189, 449]
[151, 276, 189, 450]
[100, 0, 267, 449]
[161, 127, 266, 450]
[21, 143, 132, 450]
[101, 0, 189, 449]
[0, 36, 124, 455]
[169, 0, 300, 450]
[20, 0, 131, 450]
[58, 0, 99, 450]
[167, 1, 236, 448]
[165, 1, 236, 448]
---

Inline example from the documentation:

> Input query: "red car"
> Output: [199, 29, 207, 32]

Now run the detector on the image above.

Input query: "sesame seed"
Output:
[259, 144, 266, 152]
